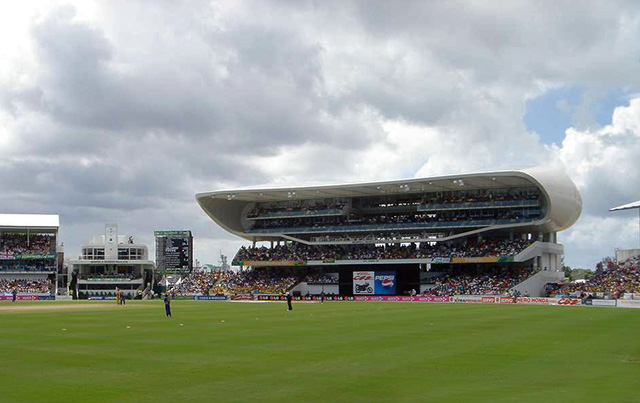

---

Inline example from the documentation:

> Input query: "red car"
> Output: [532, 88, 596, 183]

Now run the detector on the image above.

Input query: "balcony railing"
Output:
[417, 199, 539, 212]
[247, 208, 345, 220]
[247, 216, 542, 235]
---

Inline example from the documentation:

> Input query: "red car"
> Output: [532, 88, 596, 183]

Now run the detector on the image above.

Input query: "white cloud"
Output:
[554, 99, 640, 267]
[0, 1, 639, 268]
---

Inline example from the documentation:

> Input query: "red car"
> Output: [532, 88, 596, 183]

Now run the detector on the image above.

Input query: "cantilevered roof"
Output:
[0, 214, 60, 229]
[199, 172, 536, 202]
[196, 166, 583, 241]
[610, 200, 640, 211]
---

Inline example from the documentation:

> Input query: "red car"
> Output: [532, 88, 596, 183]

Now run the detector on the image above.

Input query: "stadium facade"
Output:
[69, 224, 155, 299]
[196, 166, 582, 297]
[0, 214, 60, 299]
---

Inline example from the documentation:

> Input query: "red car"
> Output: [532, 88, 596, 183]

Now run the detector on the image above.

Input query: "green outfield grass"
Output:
[0, 300, 639, 403]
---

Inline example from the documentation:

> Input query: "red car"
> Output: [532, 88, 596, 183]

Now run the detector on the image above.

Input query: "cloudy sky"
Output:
[1, 1, 639, 269]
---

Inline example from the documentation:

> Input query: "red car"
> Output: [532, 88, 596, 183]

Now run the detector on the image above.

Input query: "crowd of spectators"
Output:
[166, 268, 339, 295]
[168, 271, 222, 295]
[0, 278, 52, 294]
[233, 238, 533, 263]
[0, 233, 55, 256]
[303, 272, 339, 284]
[554, 257, 640, 298]
[249, 209, 540, 232]
[247, 200, 347, 219]
[210, 269, 297, 295]
[420, 190, 539, 205]
[422, 268, 532, 296]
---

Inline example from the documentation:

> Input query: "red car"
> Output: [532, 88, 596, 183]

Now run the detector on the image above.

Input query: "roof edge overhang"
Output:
[0, 214, 60, 230]
[196, 165, 582, 241]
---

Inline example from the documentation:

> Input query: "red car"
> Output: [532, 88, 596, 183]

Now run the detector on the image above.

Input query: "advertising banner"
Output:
[353, 295, 450, 302]
[353, 271, 374, 295]
[516, 297, 551, 305]
[617, 299, 640, 309]
[551, 297, 581, 306]
[591, 299, 617, 307]
[499, 297, 517, 304]
[374, 271, 396, 295]
[256, 295, 355, 301]
[452, 295, 484, 303]
[238, 260, 305, 267]
[0, 252, 56, 260]
[193, 295, 227, 300]
[451, 257, 499, 264]
[432, 257, 451, 264]
[0, 294, 55, 301]
[230, 294, 253, 300]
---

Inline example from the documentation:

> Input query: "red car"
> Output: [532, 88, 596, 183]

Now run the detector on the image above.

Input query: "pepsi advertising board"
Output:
[374, 271, 396, 295]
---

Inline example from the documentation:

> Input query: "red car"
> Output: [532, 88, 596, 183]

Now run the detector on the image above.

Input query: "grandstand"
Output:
[196, 166, 582, 297]
[550, 255, 640, 299]
[69, 224, 155, 299]
[0, 214, 59, 300]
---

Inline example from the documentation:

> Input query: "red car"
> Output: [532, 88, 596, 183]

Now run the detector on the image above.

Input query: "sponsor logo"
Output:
[451, 257, 499, 264]
[193, 295, 227, 300]
[556, 298, 580, 305]
[431, 257, 451, 264]
[591, 299, 616, 307]
[499, 297, 516, 304]
[529, 297, 549, 304]
[617, 299, 640, 308]
[482, 297, 496, 303]
[0, 295, 55, 301]
[353, 295, 450, 303]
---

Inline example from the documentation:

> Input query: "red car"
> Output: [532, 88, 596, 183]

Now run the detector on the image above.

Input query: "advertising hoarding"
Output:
[374, 271, 396, 295]
[353, 271, 374, 295]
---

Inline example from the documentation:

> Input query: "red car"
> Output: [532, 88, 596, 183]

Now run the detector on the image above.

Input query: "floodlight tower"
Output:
[610, 200, 640, 247]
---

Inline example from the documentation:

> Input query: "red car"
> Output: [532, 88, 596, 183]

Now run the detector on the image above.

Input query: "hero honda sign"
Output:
[353, 271, 374, 295]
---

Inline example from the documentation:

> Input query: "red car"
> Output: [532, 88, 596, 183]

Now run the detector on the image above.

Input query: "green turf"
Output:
[0, 300, 639, 403]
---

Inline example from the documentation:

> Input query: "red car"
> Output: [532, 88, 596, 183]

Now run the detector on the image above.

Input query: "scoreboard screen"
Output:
[155, 230, 193, 273]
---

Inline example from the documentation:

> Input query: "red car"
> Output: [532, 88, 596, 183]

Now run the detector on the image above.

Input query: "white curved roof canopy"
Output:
[0, 214, 60, 230]
[196, 166, 582, 242]
[610, 200, 640, 211]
